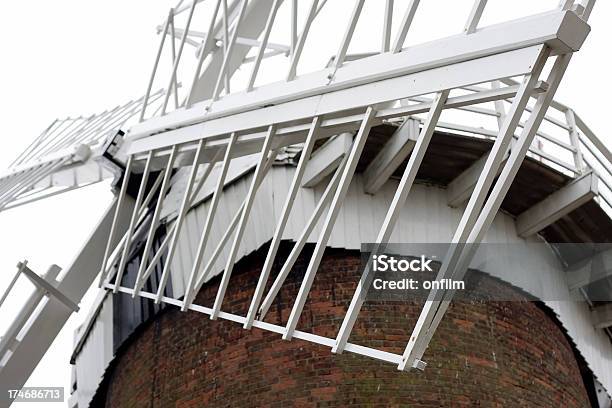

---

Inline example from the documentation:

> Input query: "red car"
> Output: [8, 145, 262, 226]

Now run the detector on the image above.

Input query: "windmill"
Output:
[2, 0, 612, 406]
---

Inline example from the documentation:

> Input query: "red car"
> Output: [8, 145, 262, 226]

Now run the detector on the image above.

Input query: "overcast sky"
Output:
[0, 1, 609, 406]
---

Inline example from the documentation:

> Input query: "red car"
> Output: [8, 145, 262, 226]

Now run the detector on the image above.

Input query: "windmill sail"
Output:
[102, 0, 606, 374]
[0, 90, 164, 213]
[3, 0, 612, 406]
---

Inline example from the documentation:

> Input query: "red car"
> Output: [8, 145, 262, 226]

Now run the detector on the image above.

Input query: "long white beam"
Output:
[127, 45, 547, 159]
[244, 117, 320, 328]
[284, 107, 376, 340]
[516, 171, 598, 237]
[127, 9, 588, 150]
[126, 83, 545, 181]
[399, 47, 554, 370]
[333, 91, 450, 354]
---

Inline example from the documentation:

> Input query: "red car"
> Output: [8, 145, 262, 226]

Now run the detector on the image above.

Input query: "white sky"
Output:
[0, 1, 610, 406]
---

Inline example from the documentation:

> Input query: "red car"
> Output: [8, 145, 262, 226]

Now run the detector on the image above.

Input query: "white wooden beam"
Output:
[464, 0, 488, 34]
[565, 109, 585, 172]
[186, 0, 276, 105]
[284, 107, 376, 340]
[185, 0, 222, 107]
[286, 0, 319, 81]
[333, 91, 450, 354]
[210, 0, 249, 103]
[399, 48, 555, 370]
[363, 118, 419, 194]
[181, 133, 238, 311]
[18, 263, 79, 312]
[391, 0, 420, 53]
[381, 0, 393, 52]
[155, 140, 211, 303]
[332, 0, 365, 70]
[0, 265, 62, 364]
[566, 248, 612, 290]
[246, 0, 282, 92]
[244, 117, 321, 329]
[128, 45, 546, 158]
[191, 152, 278, 298]
[574, 113, 612, 165]
[446, 150, 509, 208]
[133, 146, 178, 297]
[516, 172, 598, 237]
[592, 303, 612, 329]
[131, 82, 541, 174]
[302, 133, 352, 188]
[210, 126, 277, 319]
[257, 155, 347, 320]
[580, 0, 595, 21]
[128, 9, 589, 145]
[161, 0, 198, 115]
[98, 157, 134, 286]
[114, 152, 153, 293]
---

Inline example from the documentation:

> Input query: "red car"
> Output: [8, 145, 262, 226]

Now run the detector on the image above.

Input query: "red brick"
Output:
[102, 245, 591, 407]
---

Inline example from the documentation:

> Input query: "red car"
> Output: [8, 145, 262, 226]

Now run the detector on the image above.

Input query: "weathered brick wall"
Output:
[102, 245, 590, 407]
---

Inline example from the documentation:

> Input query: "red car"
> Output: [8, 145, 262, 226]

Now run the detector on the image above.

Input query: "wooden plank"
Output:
[302, 133, 352, 187]
[516, 172, 598, 237]
[131, 7, 588, 147]
[363, 119, 419, 194]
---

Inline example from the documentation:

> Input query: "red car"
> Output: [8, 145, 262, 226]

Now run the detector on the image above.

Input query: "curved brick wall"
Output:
[101, 245, 590, 407]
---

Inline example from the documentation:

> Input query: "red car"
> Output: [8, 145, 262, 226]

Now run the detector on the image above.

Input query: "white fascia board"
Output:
[516, 172, 598, 237]
[127, 9, 588, 144]
[126, 44, 545, 159]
